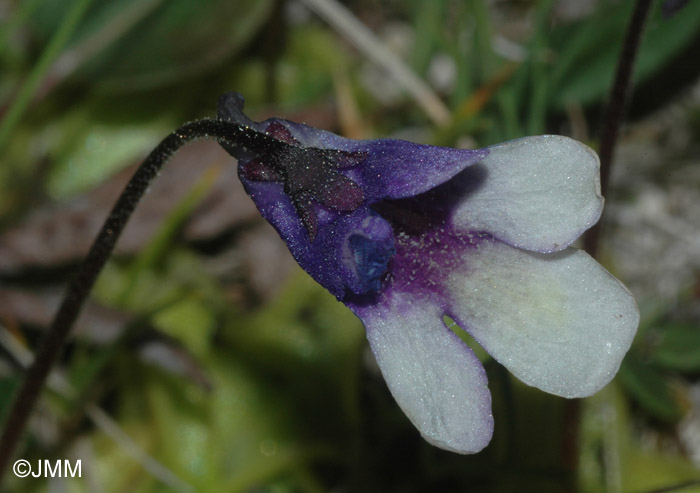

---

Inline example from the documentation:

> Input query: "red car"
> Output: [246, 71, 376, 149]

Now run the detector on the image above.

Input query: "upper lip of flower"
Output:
[217, 91, 639, 455]
[235, 122, 368, 241]
[216, 92, 489, 299]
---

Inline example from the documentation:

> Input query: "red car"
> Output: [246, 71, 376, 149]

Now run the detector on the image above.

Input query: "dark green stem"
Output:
[0, 118, 270, 483]
[584, 0, 653, 258]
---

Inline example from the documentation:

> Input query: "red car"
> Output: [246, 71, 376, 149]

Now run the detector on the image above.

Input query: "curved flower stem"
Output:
[0, 118, 259, 482]
[583, 0, 653, 258]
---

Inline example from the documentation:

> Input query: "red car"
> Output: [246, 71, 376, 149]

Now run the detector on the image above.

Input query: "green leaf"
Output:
[548, 2, 630, 109]
[224, 272, 365, 434]
[579, 384, 700, 492]
[46, 108, 175, 198]
[226, 272, 363, 375]
[618, 352, 684, 422]
[32, 0, 273, 91]
[409, 0, 446, 76]
[623, 449, 700, 493]
[443, 315, 491, 363]
[550, 0, 700, 109]
[118, 167, 218, 306]
[0, 377, 20, 421]
[652, 323, 700, 372]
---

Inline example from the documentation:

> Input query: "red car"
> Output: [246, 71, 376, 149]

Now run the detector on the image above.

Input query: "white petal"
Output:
[452, 136, 603, 252]
[445, 240, 638, 398]
[350, 293, 493, 453]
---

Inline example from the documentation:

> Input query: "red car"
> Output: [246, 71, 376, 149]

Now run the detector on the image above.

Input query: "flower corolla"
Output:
[217, 92, 639, 453]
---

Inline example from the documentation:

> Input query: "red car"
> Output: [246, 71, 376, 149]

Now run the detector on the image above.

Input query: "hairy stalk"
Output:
[0, 118, 271, 482]
[584, 0, 653, 258]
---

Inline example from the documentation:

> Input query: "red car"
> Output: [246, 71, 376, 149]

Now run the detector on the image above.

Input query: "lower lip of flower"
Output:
[389, 226, 491, 299]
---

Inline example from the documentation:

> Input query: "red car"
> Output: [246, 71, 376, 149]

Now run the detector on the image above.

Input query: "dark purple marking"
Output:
[266, 121, 296, 144]
[240, 158, 284, 182]
[228, 122, 369, 240]
[388, 225, 491, 302]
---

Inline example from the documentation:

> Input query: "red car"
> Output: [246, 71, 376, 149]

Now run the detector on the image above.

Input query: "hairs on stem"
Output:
[0, 118, 267, 482]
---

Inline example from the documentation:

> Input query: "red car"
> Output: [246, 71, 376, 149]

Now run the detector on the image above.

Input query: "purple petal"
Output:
[273, 119, 489, 202]
[241, 177, 395, 299]
[217, 91, 488, 210]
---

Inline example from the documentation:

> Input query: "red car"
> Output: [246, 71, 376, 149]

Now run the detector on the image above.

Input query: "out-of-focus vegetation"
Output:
[1, 0, 700, 491]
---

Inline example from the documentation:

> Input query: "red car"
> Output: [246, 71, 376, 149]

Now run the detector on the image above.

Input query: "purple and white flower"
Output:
[218, 92, 639, 454]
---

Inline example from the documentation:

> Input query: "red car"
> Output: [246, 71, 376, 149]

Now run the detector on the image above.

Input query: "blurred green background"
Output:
[1, 0, 700, 491]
